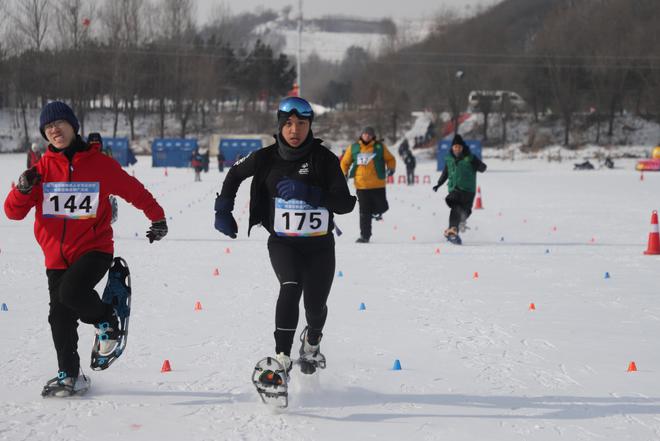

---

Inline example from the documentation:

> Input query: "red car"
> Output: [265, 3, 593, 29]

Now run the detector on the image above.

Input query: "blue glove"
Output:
[214, 195, 238, 239]
[276, 178, 322, 207]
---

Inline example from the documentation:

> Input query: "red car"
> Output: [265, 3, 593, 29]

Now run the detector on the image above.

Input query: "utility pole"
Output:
[296, 0, 303, 96]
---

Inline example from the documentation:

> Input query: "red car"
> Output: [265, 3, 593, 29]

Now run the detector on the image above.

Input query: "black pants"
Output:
[47, 251, 113, 376]
[268, 236, 335, 356]
[406, 168, 415, 185]
[445, 189, 475, 229]
[357, 188, 389, 239]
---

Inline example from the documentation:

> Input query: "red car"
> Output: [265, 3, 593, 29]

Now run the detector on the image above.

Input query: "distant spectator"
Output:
[398, 138, 410, 157]
[191, 149, 204, 181]
[217, 151, 225, 173]
[202, 148, 210, 172]
[424, 122, 436, 143]
[27, 143, 41, 168]
[404, 151, 416, 185]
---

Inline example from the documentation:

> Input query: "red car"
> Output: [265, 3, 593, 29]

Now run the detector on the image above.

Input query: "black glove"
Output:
[17, 167, 42, 194]
[214, 195, 238, 239]
[386, 169, 395, 177]
[146, 219, 168, 243]
[432, 184, 440, 192]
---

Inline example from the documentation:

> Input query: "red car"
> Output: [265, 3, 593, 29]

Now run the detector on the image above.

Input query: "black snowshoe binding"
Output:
[297, 326, 326, 375]
[91, 257, 131, 371]
[41, 371, 91, 398]
[252, 356, 289, 408]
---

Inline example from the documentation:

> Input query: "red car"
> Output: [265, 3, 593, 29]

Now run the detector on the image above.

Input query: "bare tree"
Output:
[54, 0, 94, 50]
[13, 0, 50, 51]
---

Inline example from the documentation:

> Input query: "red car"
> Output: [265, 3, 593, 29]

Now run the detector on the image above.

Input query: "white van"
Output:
[468, 90, 526, 112]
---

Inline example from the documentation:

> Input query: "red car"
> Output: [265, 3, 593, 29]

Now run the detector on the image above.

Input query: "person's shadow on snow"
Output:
[287, 387, 660, 421]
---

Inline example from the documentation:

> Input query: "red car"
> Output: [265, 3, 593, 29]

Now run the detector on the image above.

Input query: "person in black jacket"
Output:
[433, 134, 486, 244]
[404, 151, 416, 185]
[213, 97, 356, 382]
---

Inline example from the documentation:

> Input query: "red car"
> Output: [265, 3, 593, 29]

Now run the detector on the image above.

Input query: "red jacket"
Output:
[4, 143, 165, 269]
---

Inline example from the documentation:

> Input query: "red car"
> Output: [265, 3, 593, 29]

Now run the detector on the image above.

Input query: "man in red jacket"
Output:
[4, 101, 168, 396]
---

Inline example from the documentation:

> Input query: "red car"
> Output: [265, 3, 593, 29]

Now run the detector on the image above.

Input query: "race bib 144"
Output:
[42, 182, 100, 219]
[273, 198, 329, 237]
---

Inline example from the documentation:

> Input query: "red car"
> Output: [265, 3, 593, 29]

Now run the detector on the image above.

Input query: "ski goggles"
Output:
[277, 97, 314, 120]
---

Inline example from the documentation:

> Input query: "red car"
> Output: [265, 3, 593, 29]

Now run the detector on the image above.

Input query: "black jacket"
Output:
[220, 138, 356, 236]
[404, 154, 416, 170]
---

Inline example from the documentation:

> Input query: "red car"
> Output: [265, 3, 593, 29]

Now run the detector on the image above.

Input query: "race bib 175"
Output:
[273, 198, 329, 237]
[42, 182, 100, 219]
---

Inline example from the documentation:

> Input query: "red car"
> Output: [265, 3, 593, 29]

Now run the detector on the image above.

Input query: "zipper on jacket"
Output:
[58, 162, 73, 268]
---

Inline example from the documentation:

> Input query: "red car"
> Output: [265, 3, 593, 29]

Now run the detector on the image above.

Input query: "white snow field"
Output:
[1, 153, 660, 441]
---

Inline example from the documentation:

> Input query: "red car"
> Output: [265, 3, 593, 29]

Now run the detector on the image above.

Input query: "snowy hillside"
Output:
[2, 152, 660, 440]
[256, 17, 434, 62]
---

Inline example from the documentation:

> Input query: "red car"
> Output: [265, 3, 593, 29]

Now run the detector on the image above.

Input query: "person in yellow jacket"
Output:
[340, 126, 396, 243]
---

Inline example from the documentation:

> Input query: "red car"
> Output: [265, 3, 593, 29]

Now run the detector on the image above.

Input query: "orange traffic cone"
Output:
[161, 360, 172, 372]
[164, 168, 168, 177]
[627, 361, 637, 372]
[212, 268, 220, 276]
[640, 171, 644, 181]
[411, 235, 416, 241]
[435, 247, 441, 254]
[529, 303, 536, 311]
[473, 271, 479, 279]
[474, 186, 484, 210]
[644, 210, 660, 255]
[225, 247, 231, 254]
[194, 301, 202, 311]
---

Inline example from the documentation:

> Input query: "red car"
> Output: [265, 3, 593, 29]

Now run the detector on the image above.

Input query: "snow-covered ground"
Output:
[2, 153, 660, 441]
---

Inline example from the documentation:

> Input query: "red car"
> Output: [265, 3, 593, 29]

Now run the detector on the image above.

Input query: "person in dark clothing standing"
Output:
[217, 150, 225, 172]
[4, 101, 167, 396]
[404, 151, 416, 185]
[191, 148, 204, 181]
[214, 97, 356, 383]
[433, 134, 486, 244]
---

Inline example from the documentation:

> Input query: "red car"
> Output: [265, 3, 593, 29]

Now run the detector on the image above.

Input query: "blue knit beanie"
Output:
[39, 101, 79, 140]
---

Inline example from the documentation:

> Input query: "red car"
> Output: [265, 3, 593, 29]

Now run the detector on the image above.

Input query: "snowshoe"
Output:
[444, 227, 462, 245]
[91, 257, 131, 371]
[41, 371, 91, 398]
[252, 356, 289, 408]
[297, 327, 326, 375]
[447, 233, 462, 245]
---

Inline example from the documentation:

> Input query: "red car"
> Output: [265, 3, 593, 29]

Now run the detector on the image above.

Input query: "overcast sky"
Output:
[195, 0, 501, 25]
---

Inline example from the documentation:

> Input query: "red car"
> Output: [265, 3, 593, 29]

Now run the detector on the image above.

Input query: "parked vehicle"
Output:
[467, 90, 527, 112]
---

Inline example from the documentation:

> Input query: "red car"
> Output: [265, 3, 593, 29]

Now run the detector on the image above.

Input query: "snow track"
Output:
[2, 154, 660, 440]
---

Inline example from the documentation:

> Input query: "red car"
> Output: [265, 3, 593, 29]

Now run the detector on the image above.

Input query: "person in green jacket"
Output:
[433, 134, 487, 244]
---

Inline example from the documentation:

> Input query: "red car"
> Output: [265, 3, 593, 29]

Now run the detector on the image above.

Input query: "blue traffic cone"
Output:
[392, 359, 402, 370]
[1, 303, 7, 311]
[359, 302, 366, 311]
[545, 249, 550, 254]
[134, 232, 138, 237]
[337, 270, 343, 277]
[500, 236, 504, 242]
[604, 272, 610, 279]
